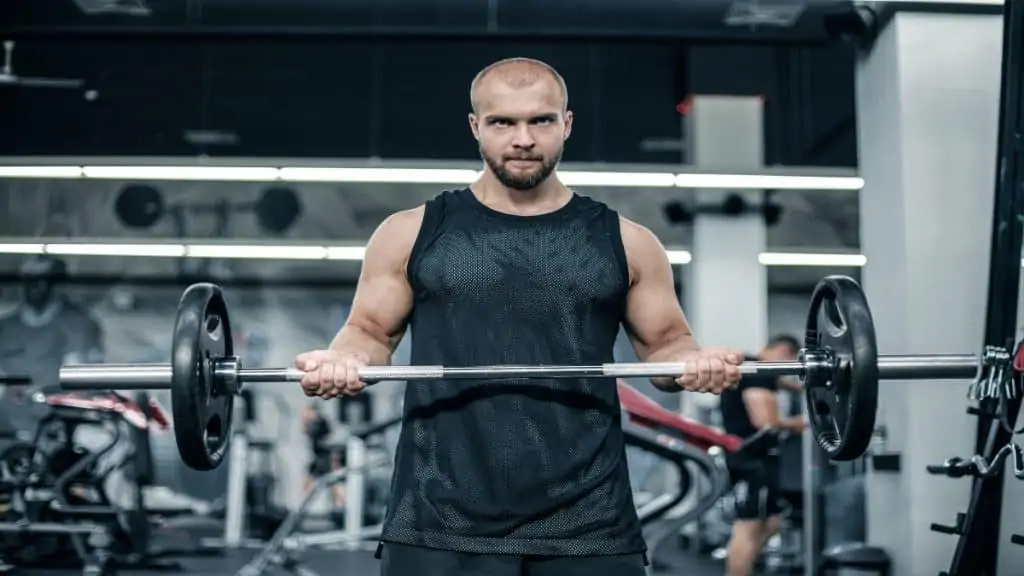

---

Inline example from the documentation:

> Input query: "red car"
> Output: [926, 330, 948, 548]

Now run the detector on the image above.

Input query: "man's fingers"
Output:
[725, 364, 742, 384]
[295, 350, 332, 370]
[317, 363, 336, 397]
[726, 349, 746, 364]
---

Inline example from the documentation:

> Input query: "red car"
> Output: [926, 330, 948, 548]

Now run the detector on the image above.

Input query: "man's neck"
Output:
[471, 173, 572, 216]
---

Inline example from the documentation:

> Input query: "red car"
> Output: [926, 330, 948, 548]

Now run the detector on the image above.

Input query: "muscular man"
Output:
[719, 334, 807, 576]
[295, 57, 744, 576]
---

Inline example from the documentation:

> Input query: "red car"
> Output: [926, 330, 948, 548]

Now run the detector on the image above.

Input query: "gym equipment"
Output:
[58, 276, 1007, 470]
[115, 185, 165, 229]
[233, 415, 403, 576]
[254, 187, 302, 234]
[0, 375, 31, 385]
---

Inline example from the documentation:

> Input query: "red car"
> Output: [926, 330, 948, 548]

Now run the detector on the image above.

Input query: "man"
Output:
[719, 334, 807, 576]
[294, 57, 744, 576]
[0, 256, 104, 433]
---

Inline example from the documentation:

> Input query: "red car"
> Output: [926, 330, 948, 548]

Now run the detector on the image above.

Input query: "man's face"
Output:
[23, 276, 54, 310]
[762, 344, 799, 363]
[470, 78, 572, 191]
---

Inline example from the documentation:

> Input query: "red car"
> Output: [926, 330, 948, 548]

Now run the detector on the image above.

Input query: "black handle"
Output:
[926, 458, 975, 478]
[930, 513, 967, 536]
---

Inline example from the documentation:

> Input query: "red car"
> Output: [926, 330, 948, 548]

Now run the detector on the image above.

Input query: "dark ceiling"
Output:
[0, 0, 866, 166]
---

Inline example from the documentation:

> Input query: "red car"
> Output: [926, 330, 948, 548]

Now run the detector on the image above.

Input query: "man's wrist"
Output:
[781, 417, 806, 431]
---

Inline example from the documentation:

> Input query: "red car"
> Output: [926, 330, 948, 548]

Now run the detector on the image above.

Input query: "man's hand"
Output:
[294, 350, 370, 399]
[674, 348, 744, 394]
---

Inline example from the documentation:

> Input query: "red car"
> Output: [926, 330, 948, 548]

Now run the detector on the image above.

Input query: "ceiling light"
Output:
[758, 252, 867, 267]
[0, 164, 864, 191]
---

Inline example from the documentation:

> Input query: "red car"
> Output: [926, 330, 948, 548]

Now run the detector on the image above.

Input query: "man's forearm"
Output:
[780, 416, 805, 432]
[646, 333, 700, 392]
[329, 324, 395, 366]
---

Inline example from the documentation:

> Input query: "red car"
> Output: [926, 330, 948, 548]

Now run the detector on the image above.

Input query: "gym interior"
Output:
[0, 0, 1021, 574]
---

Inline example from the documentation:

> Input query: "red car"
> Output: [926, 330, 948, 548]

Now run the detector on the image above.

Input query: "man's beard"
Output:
[481, 147, 562, 191]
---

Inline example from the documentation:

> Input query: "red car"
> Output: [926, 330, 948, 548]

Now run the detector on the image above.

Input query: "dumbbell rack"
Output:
[937, 0, 1024, 573]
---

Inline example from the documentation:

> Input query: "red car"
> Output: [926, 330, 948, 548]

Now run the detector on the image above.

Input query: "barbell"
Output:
[57, 275, 1006, 471]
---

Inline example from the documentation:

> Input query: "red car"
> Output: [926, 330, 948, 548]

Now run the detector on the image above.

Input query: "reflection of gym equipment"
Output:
[0, 386, 230, 574]
[114, 184, 302, 234]
[233, 415, 400, 576]
[616, 382, 736, 574]
[0, 389, 175, 574]
[204, 389, 288, 551]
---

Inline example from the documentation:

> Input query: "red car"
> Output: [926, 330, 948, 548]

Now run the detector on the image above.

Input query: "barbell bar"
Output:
[60, 354, 983, 391]
[54, 276, 1017, 472]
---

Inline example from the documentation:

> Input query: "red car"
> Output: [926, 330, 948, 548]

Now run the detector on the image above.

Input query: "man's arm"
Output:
[778, 377, 803, 393]
[742, 387, 805, 432]
[329, 207, 423, 365]
[619, 218, 699, 392]
[63, 308, 105, 364]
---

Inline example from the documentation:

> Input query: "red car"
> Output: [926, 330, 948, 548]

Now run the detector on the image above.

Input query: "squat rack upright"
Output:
[945, 0, 1024, 573]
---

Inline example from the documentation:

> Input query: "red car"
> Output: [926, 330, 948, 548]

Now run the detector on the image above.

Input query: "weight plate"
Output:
[804, 275, 879, 461]
[170, 283, 234, 471]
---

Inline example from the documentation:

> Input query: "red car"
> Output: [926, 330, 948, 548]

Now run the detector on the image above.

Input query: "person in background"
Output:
[301, 403, 345, 507]
[719, 334, 807, 576]
[0, 256, 104, 434]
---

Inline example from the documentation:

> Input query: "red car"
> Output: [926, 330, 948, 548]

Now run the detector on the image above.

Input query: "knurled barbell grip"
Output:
[269, 362, 766, 384]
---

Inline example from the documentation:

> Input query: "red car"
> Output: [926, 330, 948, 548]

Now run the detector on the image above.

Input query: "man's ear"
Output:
[468, 113, 481, 141]
[563, 110, 573, 140]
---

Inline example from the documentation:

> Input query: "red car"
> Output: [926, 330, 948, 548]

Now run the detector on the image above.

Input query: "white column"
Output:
[683, 96, 769, 419]
[856, 12, 1002, 575]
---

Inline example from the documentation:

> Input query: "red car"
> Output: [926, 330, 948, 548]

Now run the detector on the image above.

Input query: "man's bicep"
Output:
[345, 209, 420, 346]
[620, 220, 693, 358]
[741, 388, 780, 429]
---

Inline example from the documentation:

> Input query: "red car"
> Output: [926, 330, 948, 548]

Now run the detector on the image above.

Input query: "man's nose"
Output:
[511, 124, 536, 148]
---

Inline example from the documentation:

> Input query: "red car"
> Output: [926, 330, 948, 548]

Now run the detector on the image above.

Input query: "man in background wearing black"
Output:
[719, 334, 806, 576]
[0, 256, 104, 434]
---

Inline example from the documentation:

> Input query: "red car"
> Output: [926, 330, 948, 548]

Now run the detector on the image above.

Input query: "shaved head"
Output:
[468, 57, 573, 192]
[470, 57, 569, 114]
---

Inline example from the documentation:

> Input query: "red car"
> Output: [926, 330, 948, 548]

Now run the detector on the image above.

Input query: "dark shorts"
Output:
[378, 542, 648, 576]
[727, 455, 784, 521]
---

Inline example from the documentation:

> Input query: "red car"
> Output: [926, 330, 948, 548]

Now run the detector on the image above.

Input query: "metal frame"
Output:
[946, 0, 1024, 573]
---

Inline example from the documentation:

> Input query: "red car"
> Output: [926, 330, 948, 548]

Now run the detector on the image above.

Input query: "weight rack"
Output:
[942, 0, 1024, 573]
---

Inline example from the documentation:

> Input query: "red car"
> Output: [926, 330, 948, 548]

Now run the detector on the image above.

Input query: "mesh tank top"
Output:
[379, 188, 646, 557]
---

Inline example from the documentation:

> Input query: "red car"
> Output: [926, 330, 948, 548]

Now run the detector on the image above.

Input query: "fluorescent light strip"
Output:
[666, 250, 692, 265]
[861, 0, 1001, 4]
[186, 244, 328, 259]
[675, 174, 864, 191]
[46, 243, 187, 258]
[0, 165, 864, 191]
[279, 167, 480, 184]
[758, 252, 867, 267]
[82, 166, 280, 181]
[0, 166, 83, 178]
[0, 243, 876, 268]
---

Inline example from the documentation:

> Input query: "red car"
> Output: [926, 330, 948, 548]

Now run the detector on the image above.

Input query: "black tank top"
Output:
[380, 188, 646, 557]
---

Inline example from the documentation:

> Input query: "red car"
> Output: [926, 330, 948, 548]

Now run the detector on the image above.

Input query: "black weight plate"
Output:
[804, 275, 879, 461]
[170, 283, 234, 471]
